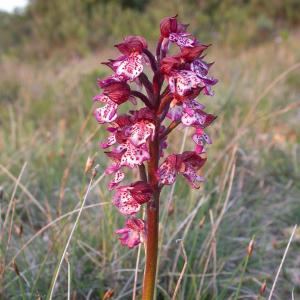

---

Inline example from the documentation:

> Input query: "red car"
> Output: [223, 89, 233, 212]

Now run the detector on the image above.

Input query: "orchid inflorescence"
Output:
[93, 15, 217, 249]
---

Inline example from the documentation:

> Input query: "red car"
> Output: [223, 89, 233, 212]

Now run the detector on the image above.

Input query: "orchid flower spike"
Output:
[93, 16, 217, 250]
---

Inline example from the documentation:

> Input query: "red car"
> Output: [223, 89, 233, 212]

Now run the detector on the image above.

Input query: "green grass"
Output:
[0, 31, 300, 299]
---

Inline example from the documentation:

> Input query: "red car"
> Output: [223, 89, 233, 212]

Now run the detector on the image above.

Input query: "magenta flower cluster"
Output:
[93, 15, 217, 248]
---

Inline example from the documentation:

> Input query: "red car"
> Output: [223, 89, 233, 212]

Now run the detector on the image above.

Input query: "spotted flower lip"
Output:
[116, 218, 146, 248]
[192, 128, 212, 154]
[169, 32, 197, 48]
[181, 106, 217, 128]
[128, 121, 155, 146]
[168, 70, 203, 97]
[105, 141, 150, 169]
[108, 170, 125, 190]
[116, 52, 144, 81]
[113, 181, 152, 215]
[93, 83, 131, 124]
[167, 99, 216, 127]
[156, 154, 177, 185]
[93, 96, 118, 124]
[157, 151, 206, 188]
[166, 62, 217, 98]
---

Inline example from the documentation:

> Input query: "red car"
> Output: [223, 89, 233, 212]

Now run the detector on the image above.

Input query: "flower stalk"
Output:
[92, 15, 218, 299]
[143, 122, 160, 299]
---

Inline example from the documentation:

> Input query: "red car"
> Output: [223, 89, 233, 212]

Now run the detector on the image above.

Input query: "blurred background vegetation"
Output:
[1, 0, 300, 59]
[0, 1, 300, 299]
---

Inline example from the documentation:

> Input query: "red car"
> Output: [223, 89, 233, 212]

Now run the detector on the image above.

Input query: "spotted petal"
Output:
[116, 53, 144, 81]
[178, 152, 206, 188]
[113, 187, 141, 215]
[120, 142, 150, 168]
[191, 59, 211, 76]
[167, 105, 183, 122]
[182, 168, 205, 188]
[115, 218, 145, 248]
[157, 155, 177, 186]
[94, 100, 118, 124]
[169, 70, 202, 96]
[100, 134, 117, 149]
[181, 108, 206, 126]
[169, 32, 196, 48]
[108, 170, 125, 190]
[186, 99, 205, 110]
[93, 94, 111, 103]
[129, 122, 155, 146]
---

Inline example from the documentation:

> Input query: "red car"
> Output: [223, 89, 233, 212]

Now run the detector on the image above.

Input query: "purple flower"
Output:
[113, 181, 153, 215]
[116, 218, 146, 248]
[169, 32, 197, 48]
[157, 151, 206, 188]
[93, 82, 131, 124]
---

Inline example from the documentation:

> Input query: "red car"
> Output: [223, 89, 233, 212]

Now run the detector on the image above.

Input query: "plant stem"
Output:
[233, 253, 251, 300]
[142, 121, 160, 300]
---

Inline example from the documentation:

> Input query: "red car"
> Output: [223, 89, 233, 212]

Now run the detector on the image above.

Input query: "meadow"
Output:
[1, 5, 300, 299]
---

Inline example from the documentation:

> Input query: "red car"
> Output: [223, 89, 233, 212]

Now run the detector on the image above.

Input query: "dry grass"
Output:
[0, 31, 300, 299]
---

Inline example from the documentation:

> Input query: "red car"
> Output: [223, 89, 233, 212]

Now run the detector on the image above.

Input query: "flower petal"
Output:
[167, 105, 183, 122]
[182, 168, 205, 188]
[120, 142, 150, 168]
[93, 94, 111, 103]
[177, 151, 206, 188]
[170, 70, 201, 96]
[116, 53, 144, 80]
[191, 59, 210, 76]
[130, 181, 153, 204]
[169, 32, 196, 48]
[157, 155, 177, 186]
[100, 134, 117, 149]
[113, 188, 141, 215]
[108, 170, 125, 190]
[129, 122, 155, 146]
[115, 218, 145, 248]
[97, 74, 126, 88]
[94, 101, 118, 124]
